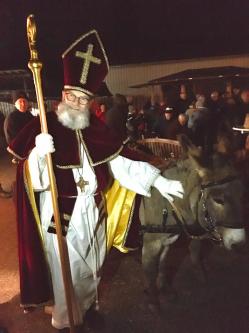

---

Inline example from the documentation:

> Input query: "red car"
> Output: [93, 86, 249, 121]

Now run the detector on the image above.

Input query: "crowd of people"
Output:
[2, 85, 249, 155]
[2, 84, 249, 195]
[126, 87, 249, 150]
[84, 86, 249, 164]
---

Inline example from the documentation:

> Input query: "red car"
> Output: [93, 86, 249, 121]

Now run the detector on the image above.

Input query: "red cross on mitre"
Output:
[62, 30, 109, 96]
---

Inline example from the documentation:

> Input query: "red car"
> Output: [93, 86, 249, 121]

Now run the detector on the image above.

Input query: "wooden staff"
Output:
[26, 14, 75, 333]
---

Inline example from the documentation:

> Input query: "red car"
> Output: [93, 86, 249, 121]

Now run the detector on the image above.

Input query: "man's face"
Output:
[178, 114, 187, 126]
[62, 90, 91, 111]
[100, 104, 106, 113]
[57, 90, 91, 130]
[233, 88, 240, 96]
[164, 112, 172, 120]
[15, 98, 28, 112]
[210, 91, 219, 101]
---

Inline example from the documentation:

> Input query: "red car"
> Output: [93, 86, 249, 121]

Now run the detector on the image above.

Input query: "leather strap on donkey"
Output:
[141, 175, 240, 244]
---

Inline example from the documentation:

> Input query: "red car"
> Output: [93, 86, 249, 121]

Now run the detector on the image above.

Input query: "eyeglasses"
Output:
[65, 92, 90, 106]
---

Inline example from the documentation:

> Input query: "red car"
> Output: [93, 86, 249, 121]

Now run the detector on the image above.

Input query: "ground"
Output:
[0, 151, 248, 333]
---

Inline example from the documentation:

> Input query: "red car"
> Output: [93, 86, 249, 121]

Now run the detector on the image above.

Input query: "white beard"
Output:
[56, 101, 90, 130]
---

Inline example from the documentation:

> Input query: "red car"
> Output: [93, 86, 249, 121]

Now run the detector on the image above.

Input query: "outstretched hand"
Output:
[152, 175, 184, 202]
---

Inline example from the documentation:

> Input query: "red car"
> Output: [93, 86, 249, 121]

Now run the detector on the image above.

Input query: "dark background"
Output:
[0, 0, 249, 85]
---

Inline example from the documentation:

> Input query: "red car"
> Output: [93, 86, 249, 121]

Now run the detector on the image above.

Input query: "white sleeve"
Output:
[28, 147, 50, 191]
[109, 155, 160, 197]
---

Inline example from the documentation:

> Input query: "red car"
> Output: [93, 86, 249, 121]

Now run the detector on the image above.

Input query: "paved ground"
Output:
[0, 151, 249, 333]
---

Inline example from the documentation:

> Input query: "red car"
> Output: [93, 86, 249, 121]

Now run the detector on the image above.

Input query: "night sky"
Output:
[0, 0, 249, 84]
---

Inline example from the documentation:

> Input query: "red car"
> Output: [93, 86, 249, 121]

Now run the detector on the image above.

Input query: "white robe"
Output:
[28, 145, 160, 329]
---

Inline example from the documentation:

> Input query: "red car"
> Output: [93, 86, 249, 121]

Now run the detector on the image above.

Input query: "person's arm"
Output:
[109, 155, 160, 196]
[109, 155, 184, 201]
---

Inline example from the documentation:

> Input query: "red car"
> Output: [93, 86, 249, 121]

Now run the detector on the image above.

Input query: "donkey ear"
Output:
[177, 134, 191, 152]
[178, 134, 202, 158]
[178, 134, 209, 178]
[214, 121, 235, 156]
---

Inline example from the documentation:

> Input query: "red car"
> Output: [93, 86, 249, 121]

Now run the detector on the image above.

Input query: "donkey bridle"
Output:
[192, 175, 239, 242]
[142, 175, 240, 244]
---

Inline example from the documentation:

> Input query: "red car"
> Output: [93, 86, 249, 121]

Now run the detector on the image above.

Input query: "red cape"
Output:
[9, 111, 148, 307]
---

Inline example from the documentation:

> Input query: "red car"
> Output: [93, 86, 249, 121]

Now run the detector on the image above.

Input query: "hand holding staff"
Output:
[27, 14, 76, 333]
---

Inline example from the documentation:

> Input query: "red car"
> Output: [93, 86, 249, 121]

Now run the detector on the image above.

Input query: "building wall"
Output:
[106, 54, 249, 98]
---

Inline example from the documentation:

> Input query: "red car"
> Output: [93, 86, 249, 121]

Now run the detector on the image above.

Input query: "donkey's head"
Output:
[178, 134, 246, 250]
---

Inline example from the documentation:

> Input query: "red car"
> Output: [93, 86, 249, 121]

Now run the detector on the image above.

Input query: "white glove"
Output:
[152, 175, 184, 202]
[35, 133, 55, 158]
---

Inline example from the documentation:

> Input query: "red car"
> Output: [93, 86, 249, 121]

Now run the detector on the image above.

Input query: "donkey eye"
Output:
[213, 198, 225, 205]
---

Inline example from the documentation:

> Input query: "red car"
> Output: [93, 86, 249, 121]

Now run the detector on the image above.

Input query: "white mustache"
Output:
[56, 102, 90, 130]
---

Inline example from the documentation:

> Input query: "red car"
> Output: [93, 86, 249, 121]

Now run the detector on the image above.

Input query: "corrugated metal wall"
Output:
[106, 54, 249, 97]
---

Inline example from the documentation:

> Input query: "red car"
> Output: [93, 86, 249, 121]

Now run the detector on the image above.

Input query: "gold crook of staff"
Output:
[26, 14, 76, 333]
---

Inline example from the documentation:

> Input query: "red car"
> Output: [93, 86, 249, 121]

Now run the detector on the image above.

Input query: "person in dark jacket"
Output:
[105, 94, 129, 141]
[153, 107, 176, 138]
[4, 91, 34, 144]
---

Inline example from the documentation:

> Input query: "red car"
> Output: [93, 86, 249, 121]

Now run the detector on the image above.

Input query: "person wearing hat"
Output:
[4, 91, 34, 145]
[8, 30, 184, 332]
[152, 106, 177, 139]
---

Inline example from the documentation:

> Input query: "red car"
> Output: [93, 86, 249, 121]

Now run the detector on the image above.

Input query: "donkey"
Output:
[139, 135, 246, 308]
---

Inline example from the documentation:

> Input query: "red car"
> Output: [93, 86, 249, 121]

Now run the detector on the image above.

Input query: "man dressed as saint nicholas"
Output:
[8, 29, 184, 332]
